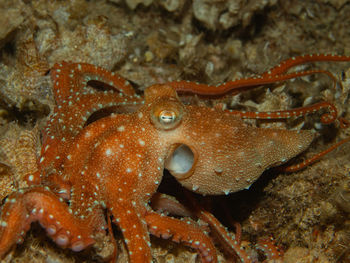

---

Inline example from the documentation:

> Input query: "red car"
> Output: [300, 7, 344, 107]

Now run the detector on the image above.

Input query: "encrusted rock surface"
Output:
[193, 0, 278, 30]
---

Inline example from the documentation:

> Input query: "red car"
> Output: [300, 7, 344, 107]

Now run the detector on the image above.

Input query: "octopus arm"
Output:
[0, 187, 95, 257]
[108, 200, 152, 262]
[145, 211, 218, 263]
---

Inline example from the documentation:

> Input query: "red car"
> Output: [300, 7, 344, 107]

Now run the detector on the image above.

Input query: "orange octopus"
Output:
[0, 54, 350, 262]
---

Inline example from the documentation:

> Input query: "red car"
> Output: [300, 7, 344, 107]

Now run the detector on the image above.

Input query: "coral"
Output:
[112, 0, 185, 11]
[192, 0, 278, 30]
[321, 0, 350, 9]
[48, 15, 129, 69]
[332, 179, 350, 213]
[283, 247, 330, 263]
[0, 0, 29, 48]
[0, 30, 51, 110]
[0, 126, 39, 187]
[125, 0, 153, 9]
[158, 0, 186, 12]
[0, 163, 13, 201]
[117, 0, 278, 30]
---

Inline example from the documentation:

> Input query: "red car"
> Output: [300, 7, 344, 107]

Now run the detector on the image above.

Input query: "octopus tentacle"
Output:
[151, 192, 282, 262]
[255, 237, 284, 261]
[38, 62, 141, 186]
[40, 92, 142, 175]
[39, 64, 142, 187]
[279, 136, 350, 172]
[109, 204, 151, 262]
[224, 98, 350, 173]
[151, 192, 194, 217]
[223, 98, 349, 173]
[150, 193, 249, 261]
[0, 187, 95, 257]
[167, 69, 338, 96]
[226, 101, 338, 124]
[181, 191, 253, 262]
[262, 54, 350, 76]
[167, 54, 350, 96]
[197, 210, 253, 263]
[51, 61, 136, 103]
[145, 211, 218, 263]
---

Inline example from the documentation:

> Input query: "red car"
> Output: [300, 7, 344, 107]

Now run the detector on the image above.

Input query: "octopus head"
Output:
[145, 84, 196, 180]
[144, 84, 314, 196]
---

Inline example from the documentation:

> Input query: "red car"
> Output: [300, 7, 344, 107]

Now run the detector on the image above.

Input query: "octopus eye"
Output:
[150, 100, 183, 130]
[159, 110, 177, 125]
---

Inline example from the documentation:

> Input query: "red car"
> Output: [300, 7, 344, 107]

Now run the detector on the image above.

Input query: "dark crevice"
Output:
[84, 104, 141, 127]
[87, 80, 119, 93]
[0, 99, 50, 127]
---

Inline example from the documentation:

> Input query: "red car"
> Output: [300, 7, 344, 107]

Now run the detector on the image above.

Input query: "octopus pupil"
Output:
[159, 111, 176, 124]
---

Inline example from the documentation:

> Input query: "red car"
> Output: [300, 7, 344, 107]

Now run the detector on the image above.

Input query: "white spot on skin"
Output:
[238, 151, 245, 157]
[105, 148, 112, 156]
[214, 167, 223, 173]
[138, 139, 145, 146]
[117, 126, 125, 132]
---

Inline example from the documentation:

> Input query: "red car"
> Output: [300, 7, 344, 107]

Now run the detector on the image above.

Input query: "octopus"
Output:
[0, 54, 349, 262]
